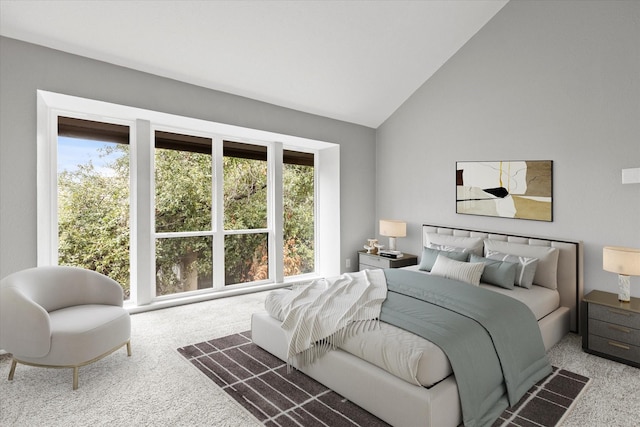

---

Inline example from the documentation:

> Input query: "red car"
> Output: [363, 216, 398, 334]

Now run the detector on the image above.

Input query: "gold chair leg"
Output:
[72, 367, 79, 390]
[126, 341, 131, 357]
[8, 359, 17, 381]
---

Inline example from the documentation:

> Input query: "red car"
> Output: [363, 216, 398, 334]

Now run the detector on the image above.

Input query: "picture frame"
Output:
[456, 160, 553, 221]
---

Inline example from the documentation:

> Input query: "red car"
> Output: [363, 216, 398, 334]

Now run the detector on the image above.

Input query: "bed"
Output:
[251, 224, 583, 427]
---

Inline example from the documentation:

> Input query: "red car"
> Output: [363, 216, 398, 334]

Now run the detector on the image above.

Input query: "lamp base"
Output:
[618, 274, 630, 302]
[388, 237, 397, 251]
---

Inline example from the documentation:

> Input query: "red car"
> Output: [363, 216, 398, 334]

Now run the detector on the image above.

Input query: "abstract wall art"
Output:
[456, 160, 553, 221]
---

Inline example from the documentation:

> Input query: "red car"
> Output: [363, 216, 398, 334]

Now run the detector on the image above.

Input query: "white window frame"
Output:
[37, 90, 340, 312]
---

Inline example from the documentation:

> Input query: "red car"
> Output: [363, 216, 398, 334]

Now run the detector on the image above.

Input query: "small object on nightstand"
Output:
[582, 290, 640, 368]
[379, 250, 403, 259]
[364, 238, 379, 254]
[358, 250, 417, 270]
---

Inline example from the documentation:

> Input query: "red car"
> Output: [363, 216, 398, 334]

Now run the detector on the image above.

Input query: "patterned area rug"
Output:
[178, 331, 590, 427]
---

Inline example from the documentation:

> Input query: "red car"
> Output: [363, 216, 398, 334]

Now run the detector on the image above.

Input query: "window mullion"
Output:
[36, 101, 58, 266]
[271, 143, 284, 283]
[212, 136, 225, 289]
[134, 119, 154, 305]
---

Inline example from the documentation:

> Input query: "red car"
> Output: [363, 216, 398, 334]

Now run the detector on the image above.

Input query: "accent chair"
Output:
[0, 266, 131, 390]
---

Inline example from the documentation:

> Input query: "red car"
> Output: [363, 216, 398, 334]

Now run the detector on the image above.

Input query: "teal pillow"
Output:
[418, 247, 468, 271]
[469, 254, 517, 289]
[485, 251, 538, 289]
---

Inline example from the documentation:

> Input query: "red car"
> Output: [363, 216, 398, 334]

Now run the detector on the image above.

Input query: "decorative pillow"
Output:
[484, 240, 559, 289]
[418, 247, 468, 272]
[431, 254, 485, 286]
[469, 254, 517, 290]
[426, 233, 484, 257]
[485, 250, 538, 289]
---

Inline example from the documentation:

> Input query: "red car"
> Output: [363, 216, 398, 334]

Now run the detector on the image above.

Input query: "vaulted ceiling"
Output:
[0, 1, 508, 128]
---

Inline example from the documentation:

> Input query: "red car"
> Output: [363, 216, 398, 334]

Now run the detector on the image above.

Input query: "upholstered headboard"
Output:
[422, 224, 583, 333]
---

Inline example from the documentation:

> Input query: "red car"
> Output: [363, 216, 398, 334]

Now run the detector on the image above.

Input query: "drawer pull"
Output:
[608, 324, 631, 333]
[608, 341, 630, 350]
[608, 309, 631, 317]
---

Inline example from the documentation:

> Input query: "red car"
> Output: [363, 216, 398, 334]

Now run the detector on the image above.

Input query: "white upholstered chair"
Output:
[0, 266, 131, 390]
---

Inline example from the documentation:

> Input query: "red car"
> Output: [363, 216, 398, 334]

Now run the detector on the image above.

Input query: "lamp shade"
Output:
[603, 246, 640, 276]
[379, 220, 406, 238]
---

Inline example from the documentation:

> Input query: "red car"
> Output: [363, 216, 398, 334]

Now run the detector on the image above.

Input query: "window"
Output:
[38, 91, 340, 311]
[57, 117, 132, 299]
[154, 131, 213, 296]
[223, 141, 269, 285]
[283, 150, 315, 277]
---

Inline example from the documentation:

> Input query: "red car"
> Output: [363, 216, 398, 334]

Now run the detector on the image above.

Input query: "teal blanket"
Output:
[381, 269, 552, 427]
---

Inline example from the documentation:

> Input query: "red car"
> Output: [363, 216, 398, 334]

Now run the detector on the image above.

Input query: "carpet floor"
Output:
[178, 331, 591, 427]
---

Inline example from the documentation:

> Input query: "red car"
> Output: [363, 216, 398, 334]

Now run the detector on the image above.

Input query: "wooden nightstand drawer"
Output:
[588, 335, 640, 364]
[588, 318, 640, 346]
[589, 304, 640, 329]
[359, 253, 390, 269]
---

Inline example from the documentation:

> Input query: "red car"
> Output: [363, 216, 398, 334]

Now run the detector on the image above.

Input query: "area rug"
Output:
[178, 331, 590, 427]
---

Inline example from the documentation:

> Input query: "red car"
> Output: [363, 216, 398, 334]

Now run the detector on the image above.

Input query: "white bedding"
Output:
[267, 269, 387, 363]
[265, 266, 560, 388]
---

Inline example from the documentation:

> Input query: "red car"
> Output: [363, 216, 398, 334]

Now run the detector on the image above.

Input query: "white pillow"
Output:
[427, 233, 484, 256]
[484, 240, 559, 289]
[431, 254, 485, 286]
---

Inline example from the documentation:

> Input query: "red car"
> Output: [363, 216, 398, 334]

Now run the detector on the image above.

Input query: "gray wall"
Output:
[376, 0, 640, 296]
[0, 36, 376, 279]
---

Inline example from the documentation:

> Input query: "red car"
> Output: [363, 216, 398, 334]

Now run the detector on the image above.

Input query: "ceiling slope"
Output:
[0, 0, 508, 128]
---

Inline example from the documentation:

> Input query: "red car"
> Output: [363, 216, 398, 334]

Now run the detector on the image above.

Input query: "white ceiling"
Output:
[0, 0, 508, 128]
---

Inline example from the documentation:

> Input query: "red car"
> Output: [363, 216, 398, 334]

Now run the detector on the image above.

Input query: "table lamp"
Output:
[379, 220, 406, 252]
[603, 246, 640, 302]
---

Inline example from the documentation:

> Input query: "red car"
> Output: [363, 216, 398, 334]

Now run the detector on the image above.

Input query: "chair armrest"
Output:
[0, 285, 52, 357]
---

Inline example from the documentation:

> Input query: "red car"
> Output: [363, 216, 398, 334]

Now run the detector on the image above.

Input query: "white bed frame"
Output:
[251, 224, 583, 427]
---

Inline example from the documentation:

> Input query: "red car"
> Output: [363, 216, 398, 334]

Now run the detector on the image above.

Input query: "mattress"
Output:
[264, 269, 560, 388]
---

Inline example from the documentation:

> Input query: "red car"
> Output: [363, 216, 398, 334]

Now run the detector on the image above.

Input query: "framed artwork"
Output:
[456, 160, 553, 221]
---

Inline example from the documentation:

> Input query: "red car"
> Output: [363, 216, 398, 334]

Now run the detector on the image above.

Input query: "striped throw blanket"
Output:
[272, 269, 387, 365]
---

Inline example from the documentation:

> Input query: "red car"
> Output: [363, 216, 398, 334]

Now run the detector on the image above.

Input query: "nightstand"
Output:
[582, 290, 640, 368]
[358, 250, 417, 271]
